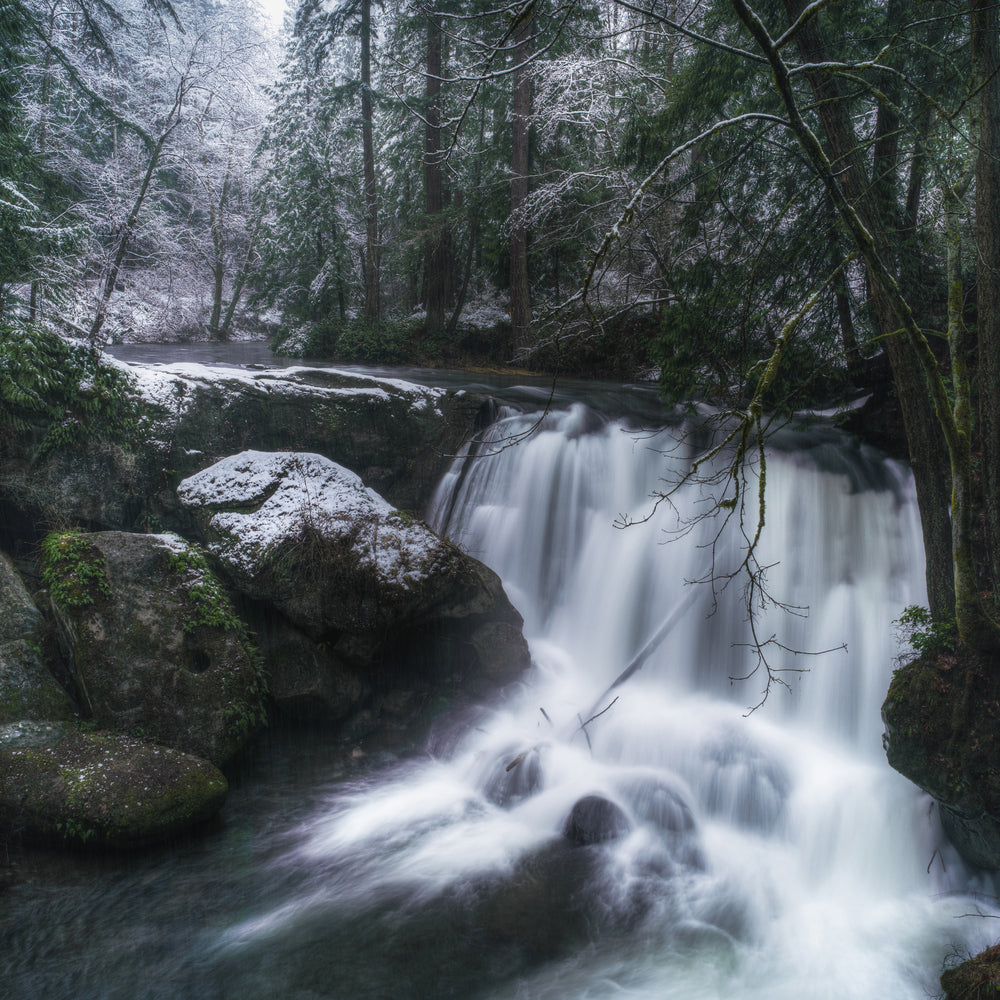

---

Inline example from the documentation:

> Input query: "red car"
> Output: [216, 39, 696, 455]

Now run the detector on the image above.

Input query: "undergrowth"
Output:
[894, 604, 957, 660]
[0, 321, 145, 457]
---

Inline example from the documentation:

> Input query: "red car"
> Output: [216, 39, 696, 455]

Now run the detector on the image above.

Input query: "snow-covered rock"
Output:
[0, 359, 488, 536]
[178, 450, 530, 702]
[135, 362, 485, 516]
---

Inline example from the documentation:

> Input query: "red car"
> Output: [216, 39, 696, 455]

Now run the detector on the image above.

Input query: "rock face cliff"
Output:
[0, 360, 488, 543]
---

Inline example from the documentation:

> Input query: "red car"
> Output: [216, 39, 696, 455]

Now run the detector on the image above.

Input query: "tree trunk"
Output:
[207, 180, 229, 340]
[89, 131, 170, 347]
[361, 0, 380, 322]
[510, 6, 533, 352]
[779, 0, 956, 621]
[424, 11, 446, 336]
[973, 0, 1000, 600]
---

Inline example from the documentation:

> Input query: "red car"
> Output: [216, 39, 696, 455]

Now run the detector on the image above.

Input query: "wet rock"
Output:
[0, 554, 75, 722]
[472, 840, 618, 960]
[0, 720, 227, 849]
[618, 774, 705, 869]
[256, 619, 368, 724]
[701, 736, 790, 832]
[481, 745, 545, 808]
[44, 531, 265, 766]
[883, 650, 1000, 870]
[562, 794, 631, 846]
[620, 775, 695, 833]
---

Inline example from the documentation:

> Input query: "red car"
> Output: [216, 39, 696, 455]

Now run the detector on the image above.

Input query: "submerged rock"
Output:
[481, 744, 545, 808]
[562, 794, 632, 846]
[0, 554, 75, 722]
[700, 734, 790, 833]
[177, 451, 530, 697]
[44, 530, 266, 766]
[618, 774, 705, 870]
[0, 720, 227, 849]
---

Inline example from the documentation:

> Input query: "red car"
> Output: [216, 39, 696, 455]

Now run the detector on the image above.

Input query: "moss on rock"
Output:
[942, 943, 1000, 999]
[0, 720, 227, 849]
[882, 647, 1000, 868]
[0, 553, 75, 723]
[40, 528, 111, 609]
[48, 531, 266, 766]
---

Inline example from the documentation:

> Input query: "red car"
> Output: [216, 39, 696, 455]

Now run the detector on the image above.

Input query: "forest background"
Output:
[2, 0, 1000, 649]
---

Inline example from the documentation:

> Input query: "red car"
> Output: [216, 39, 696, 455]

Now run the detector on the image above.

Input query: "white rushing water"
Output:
[221, 402, 999, 999]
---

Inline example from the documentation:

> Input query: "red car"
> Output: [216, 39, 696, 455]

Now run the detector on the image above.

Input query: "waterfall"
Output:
[216, 400, 999, 999]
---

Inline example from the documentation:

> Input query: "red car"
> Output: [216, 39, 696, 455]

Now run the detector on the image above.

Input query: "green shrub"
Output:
[334, 319, 410, 364]
[894, 604, 957, 657]
[41, 529, 111, 610]
[0, 322, 145, 456]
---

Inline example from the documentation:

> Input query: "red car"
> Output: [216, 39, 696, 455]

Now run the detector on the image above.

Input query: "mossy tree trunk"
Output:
[973, 0, 1000, 604]
[732, 0, 1000, 650]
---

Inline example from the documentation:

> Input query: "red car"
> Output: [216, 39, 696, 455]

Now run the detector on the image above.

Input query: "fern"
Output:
[0, 321, 146, 456]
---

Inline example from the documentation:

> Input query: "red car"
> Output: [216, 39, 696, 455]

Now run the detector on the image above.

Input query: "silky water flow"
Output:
[208, 401, 1000, 999]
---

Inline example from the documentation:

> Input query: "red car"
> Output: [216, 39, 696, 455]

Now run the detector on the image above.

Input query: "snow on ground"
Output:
[126, 361, 446, 418]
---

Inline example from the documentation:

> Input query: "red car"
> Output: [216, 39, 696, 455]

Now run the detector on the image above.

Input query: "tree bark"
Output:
[973, 0, 1000, 600]
[510, 5, 533, 352]
[360, 0, 380, 322]
[207, 174, 230, 340]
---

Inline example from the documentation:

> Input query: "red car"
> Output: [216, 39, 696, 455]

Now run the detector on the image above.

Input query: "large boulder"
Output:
[176, 451, 530, 699]
[0, 553, 75, 722]
[0, 720, 227, 849]
[43, 530, 266, 766]
[256, 617, 369, 723]
[140, 363, 484, 514]
[0, 359, 486, 540]
[883, 649, 1000, 869]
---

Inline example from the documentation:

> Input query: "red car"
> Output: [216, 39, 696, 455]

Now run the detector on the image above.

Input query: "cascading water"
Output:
[11, 376, 997, 1000]
[207, 400, 999, 999]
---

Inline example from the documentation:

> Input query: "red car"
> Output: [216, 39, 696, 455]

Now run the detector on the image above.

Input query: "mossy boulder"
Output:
[177, 451, 530, 699]
[882, 649, 1000, 869]
[43, 530, 266, 766]
[941, 942, 1000, 999]
[256, 618, 369, 723]
[0, 553, 75, 722]
[0, 720, 227, 849]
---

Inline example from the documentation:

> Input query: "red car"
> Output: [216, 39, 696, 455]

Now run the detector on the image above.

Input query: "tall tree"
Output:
[360, 0, 380, 320]
[509, 1, 533, 350]
[424, 7, 446, 335]
[973, 0, 1000, 604]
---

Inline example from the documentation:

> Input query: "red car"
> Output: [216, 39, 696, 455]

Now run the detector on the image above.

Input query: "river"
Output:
[3, 346, 997, 998]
